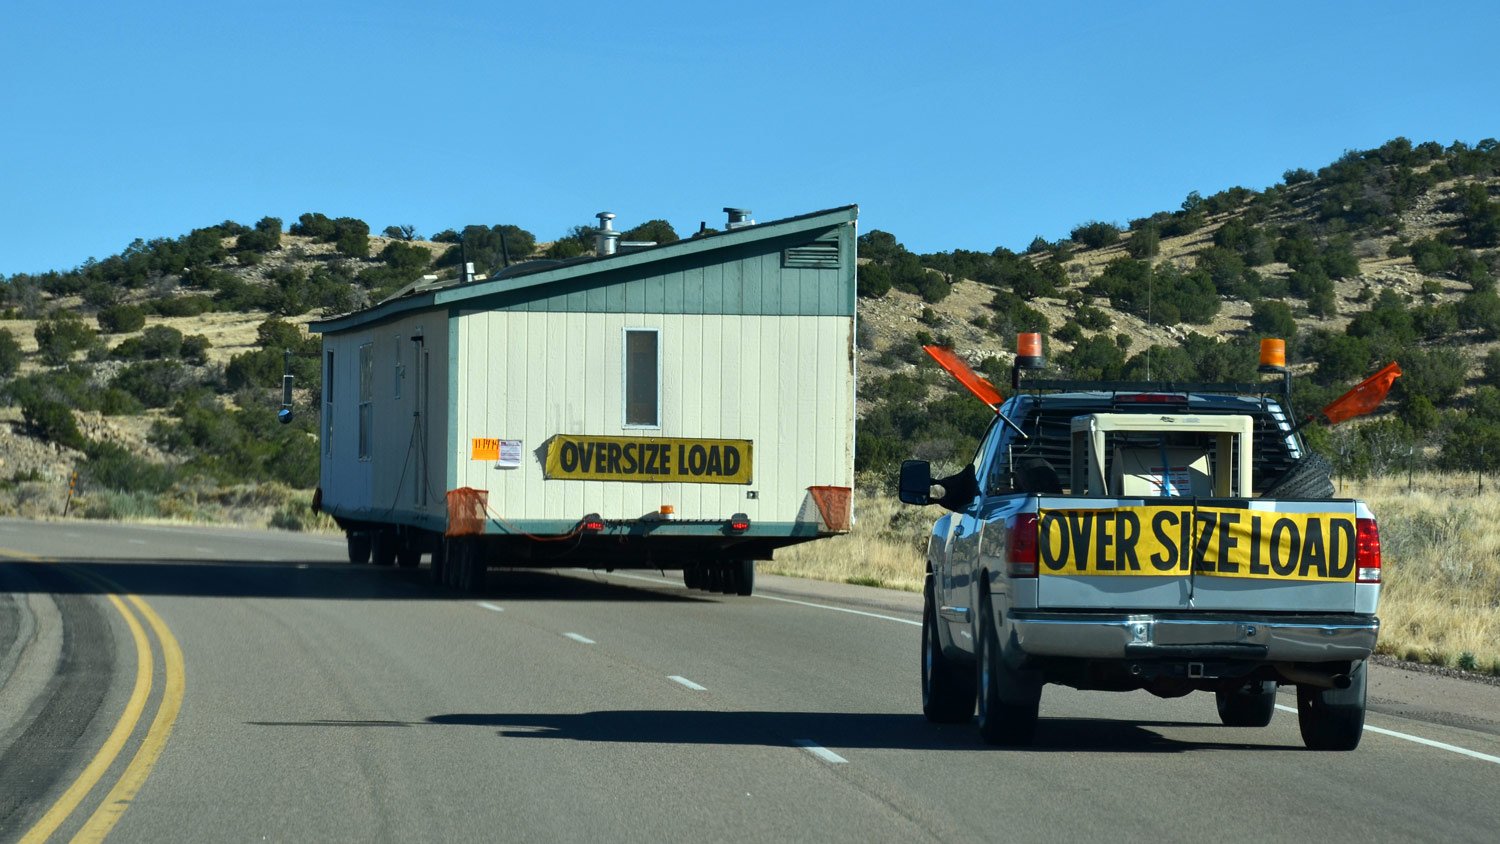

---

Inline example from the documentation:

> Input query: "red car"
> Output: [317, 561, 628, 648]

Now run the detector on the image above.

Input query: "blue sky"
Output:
[2, 1, 1496, 276]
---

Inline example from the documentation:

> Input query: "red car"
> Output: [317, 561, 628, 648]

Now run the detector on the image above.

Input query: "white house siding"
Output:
[319, 311, 449, 524]
[453, 309, 853, 524]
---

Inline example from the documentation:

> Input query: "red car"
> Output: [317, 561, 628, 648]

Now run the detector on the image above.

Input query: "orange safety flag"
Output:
[923, 345, 1002, 410]
[1322, 362, 1402, 425]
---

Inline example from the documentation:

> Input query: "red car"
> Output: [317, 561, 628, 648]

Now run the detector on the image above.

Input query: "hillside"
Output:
[1, 138, 1497, 522]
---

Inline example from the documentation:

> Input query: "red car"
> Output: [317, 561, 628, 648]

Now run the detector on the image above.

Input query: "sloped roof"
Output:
[310, 205, 857, 334]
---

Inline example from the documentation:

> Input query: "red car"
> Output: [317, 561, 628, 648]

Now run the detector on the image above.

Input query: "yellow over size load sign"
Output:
[544, 435, 753, 484]
[1036, 506, 1359, 582]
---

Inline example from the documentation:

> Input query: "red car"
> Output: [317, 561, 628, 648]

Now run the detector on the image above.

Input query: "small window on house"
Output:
[358, 342, 374, 460]
[324, 350, 335, 457]
[623, 328, 659, 428]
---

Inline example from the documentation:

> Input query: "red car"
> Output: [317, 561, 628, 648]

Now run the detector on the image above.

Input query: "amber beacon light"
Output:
[1258, 338, 1287, 373]
[1015, 332, 1045, 369]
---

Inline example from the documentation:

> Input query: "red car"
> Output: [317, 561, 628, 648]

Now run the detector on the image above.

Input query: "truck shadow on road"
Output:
[412, 710, 1293, 754]
[0, 560, 710, 604]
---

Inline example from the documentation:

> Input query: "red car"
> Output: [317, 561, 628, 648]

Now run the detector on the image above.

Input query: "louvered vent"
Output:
[782, 243, 840, 269]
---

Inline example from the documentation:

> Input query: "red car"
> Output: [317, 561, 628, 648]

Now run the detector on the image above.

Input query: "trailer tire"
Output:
[719, 562, 740, 595]
[371, 530, 397, 567]
[430, 538, 447, 584]
[683, 563, 700, 589]
[733, 560, 754, 596]
[396, 535, 422, 568]
[1297, 660, 1367, 751]
[975, 591, 1040, 746]
[1216, 679, 1277, 727]
[1262, 453, 1335, 499]
[453, 539, 486, 594]
[347, 532, 372, 565]
[704, 563, 723, 593]
[922, 577, 976, 724]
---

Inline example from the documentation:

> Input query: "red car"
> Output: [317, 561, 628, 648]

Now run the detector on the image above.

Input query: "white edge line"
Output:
[477, 602, 505, 613]
[669, 675, 707, 691]
[794, 740, 848, 764]
[564, 632, 596, 644]
[1273, 704, 1500, 765]
[596, 571, 922, 626]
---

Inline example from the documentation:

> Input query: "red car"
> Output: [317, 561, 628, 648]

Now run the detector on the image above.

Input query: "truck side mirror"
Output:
[898, 460, 934, 505]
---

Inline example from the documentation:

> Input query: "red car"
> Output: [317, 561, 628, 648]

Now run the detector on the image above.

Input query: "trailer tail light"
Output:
[728, 513, 751, 534]
[580, 514, 606, 533]
[1008, 513, 1038, 577]
[1356, 518, 1381, 583]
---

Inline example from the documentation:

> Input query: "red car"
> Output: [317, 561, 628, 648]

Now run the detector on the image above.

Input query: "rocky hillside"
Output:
[1, 138, 1497, 519]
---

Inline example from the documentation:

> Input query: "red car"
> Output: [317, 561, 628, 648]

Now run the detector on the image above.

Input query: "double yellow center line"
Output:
[14, 558, 185, 844]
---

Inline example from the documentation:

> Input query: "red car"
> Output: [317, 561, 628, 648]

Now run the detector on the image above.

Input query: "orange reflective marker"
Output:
[1322, 362, 1402, 425]
[1258, 338, 1286, 370]
[922, 345, 1003, 409]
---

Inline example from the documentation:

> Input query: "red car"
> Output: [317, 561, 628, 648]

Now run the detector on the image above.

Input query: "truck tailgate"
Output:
[1032, 496, 1369, 613]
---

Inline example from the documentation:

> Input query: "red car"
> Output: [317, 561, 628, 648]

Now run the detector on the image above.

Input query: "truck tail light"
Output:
[1356, 517, 1381, 583]
[728, 513, 751, 533]
[1008, 513, 1038, 578]
[580, 513, 606, 533]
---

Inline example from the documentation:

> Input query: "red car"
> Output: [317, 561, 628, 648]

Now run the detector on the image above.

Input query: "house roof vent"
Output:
[724, 207, 755, 229]
[595, 211, 620, 256]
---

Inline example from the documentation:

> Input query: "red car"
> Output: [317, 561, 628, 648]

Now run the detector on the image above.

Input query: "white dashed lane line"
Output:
[563, 633, 596, 645]
[794, 740, 848, 764]
[477, 602, 505, 613]
[128, 539, 146, 545]
[668, 675, 707, 691]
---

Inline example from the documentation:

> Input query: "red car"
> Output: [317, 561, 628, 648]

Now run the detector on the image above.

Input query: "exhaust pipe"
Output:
[1276, 663, 1351, 690]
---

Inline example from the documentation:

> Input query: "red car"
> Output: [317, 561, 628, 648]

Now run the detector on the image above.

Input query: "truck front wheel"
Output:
[1216, 679, 1277, 727]
[1297, 660, 1367, 751]
[975, 592, 1040, 745]
[921, 577, 975, 723]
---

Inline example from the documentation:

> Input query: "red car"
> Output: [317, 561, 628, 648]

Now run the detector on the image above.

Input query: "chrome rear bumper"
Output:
[1008, 611, 1379, 663]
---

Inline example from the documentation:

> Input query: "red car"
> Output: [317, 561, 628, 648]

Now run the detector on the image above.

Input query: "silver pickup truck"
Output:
[900, 368, 1382, 750]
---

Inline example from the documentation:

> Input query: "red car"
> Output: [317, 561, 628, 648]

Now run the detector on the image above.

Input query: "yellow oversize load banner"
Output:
[544, 435, 753, 484]
[1037, 506, 1358, 582]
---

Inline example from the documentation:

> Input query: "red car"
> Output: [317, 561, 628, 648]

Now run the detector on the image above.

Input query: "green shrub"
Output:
[858, 263, 892, 298]
[1125, 225, 1159, 259]
[97, 304, 146, 334]
[1249, 301, 1297, 338]
[20, 396, 85, 449]
[34, 311, 98, 365]
[1070, 221, 1120, 248]
[0, 328, 20, 378]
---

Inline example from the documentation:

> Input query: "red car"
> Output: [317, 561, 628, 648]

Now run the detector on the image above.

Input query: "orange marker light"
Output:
[1258, 338, 1286, 372]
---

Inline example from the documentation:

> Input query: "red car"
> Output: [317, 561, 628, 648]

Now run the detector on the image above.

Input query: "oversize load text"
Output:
[544, 435, 753, 484]
[1036, 506, 1359, 582]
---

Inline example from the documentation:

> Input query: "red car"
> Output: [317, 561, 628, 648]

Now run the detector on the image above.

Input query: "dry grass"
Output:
[769, 472, 1500, 674]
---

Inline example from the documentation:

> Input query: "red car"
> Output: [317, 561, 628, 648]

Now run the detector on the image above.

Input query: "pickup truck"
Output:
[900, 344, 1382, 750]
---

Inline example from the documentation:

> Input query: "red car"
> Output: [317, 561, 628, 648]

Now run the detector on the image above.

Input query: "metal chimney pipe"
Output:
[596, 211, 620, 256]
[724, 207, 752, 229]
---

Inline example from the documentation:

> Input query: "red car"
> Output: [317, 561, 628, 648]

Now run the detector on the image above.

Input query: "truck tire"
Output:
[974, 591, 1040, 745]
[371, 530, 397, 567]
[921, 578, 975, 724]
[347, 532, 372, 565]
[683, 563, 701, 589]
[396, 534, 422, 568]
[1297, 660, 1367, 751]
[733, 560, 754, 596]
[706, 563, 724, 593]
[1262, 453, 1335, 499]
[1216, 679, 1277, 727]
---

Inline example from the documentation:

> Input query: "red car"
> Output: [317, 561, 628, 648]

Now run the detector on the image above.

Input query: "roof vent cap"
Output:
[724, 207, 755, 229]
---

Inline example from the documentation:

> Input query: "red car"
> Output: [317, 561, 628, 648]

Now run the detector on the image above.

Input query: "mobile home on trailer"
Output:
[310, 205, 858, 595]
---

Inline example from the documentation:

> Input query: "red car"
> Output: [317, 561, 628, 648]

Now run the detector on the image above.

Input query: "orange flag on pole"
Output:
[1322, 362, 1402, 425]
[923, 345, 1002, 410]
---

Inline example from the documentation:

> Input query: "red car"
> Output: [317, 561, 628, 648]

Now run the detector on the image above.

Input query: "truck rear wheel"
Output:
[733, 560, 754, 596]
[1216, 679, 1277, 727]
[975, 592, 1040, 746]
[922, 577, 975, 723]
[347, 532, 371, 565]
[371, 530, 397, 567]
[1297, 660, 1367, 750]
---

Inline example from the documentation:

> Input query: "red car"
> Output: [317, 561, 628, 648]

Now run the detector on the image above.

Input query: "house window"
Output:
[623, 328, 660, 428]
[358, 342, 374, 460]
[324, 351, 334, 457]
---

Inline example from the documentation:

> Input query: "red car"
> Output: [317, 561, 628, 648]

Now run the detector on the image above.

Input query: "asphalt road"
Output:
[3, 517, 1500, 843]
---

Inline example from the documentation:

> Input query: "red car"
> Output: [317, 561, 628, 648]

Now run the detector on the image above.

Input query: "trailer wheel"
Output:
[451, 538, 486, 594]
[1216, 679, 1277, 727]
[719, 562, 740, 595]
[429, 538, 447, 583]
[346, 532, 372, 565]
[371, 530, 397, 567]
[683, 563, 701, 589]
[396, 535, 422, 569]
[1297, 660, 1367, 751]
[732, 560, 754, 596]
[975, 591, 1040, 746]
